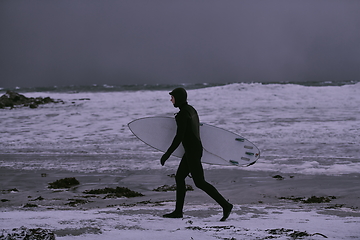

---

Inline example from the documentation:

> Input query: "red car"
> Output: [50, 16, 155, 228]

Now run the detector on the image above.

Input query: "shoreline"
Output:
[1, 166, 359, 212]
[1, 165, 360, 239]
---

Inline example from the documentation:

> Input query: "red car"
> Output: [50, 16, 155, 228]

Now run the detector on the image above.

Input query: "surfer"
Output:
[160, 87, 233, 221]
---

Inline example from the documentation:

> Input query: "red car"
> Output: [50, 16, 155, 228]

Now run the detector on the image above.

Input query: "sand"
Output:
[1, 163, 360, 239]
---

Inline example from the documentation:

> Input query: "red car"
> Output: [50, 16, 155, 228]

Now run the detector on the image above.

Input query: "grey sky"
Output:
[1, 0, 360, 88]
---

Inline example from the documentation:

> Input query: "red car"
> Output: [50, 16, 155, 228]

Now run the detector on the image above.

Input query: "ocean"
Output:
[1, 81, 359, 176]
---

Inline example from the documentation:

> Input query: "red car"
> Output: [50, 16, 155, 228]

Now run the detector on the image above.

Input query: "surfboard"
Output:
[128, 117, 260, 166]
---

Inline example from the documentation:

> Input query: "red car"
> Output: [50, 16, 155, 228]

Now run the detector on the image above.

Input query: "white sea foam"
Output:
[1, 83, 359, 175]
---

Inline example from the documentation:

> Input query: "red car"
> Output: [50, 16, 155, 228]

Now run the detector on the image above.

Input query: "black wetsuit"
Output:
[164, 102, 229, 213]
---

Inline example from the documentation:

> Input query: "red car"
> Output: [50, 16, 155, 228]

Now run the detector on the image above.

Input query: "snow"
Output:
[1, 203, 359, 240]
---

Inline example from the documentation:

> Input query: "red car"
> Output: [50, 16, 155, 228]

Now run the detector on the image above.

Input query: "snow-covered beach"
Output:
[1, 166, 359, 239]
[1, 82, 360, 239]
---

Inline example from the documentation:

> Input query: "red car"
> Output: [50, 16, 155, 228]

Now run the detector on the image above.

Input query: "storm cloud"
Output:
[1, 0, 360, 88]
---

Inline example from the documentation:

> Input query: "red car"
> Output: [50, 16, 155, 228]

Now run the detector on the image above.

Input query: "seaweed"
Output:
[272, 175, 284, 180]
[278, 196, 304, 202]
[83, 187, 144, 198]
[279, 195, 336, 204]
[23, 203, 38, 208]
[66, 199, 90, 207]
[48, 177, 80, 189]
[303, 196, 336, 203]
[153, 184, 194, 192]
[266, 228, 328, 239]
[30, 196, 44, 201]
[1, 188, 19, 193]
[0, 227, 55, 240]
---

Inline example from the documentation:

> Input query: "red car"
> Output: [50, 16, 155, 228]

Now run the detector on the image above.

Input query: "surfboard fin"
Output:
[229, 160, 239, 165]
[247, 161, 257, 166]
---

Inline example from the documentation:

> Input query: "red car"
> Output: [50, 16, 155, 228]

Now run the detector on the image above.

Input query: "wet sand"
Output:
[1, 166, 360, 211]
[1, 164, 360, 239]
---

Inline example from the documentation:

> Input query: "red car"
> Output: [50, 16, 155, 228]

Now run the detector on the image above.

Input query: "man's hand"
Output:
[160, 152, 170, 166]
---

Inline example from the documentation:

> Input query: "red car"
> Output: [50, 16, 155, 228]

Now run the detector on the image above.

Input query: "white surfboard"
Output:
[128, 117, 260, 166]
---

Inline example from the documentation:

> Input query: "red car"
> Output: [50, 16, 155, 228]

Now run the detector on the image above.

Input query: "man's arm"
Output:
[160, 113, 187, 165]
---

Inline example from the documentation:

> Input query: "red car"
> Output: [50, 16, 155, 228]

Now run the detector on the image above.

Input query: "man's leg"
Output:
[163, 155, 189, 218]
[190, 158, 233, 221]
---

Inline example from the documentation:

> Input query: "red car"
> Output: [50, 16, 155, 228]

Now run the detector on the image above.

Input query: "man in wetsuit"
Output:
[160, 87, 233, 221]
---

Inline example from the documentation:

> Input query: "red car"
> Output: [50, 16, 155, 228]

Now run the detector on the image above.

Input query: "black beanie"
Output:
[169, 87, 187, 107]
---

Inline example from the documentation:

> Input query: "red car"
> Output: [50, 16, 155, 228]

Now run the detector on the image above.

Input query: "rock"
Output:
[0, 91, 63, 109]
[29, 103, 38, 109]
[0, 226, 55, 240]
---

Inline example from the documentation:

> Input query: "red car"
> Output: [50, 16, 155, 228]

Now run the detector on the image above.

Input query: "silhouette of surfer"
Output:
[160, 87, 233, 221]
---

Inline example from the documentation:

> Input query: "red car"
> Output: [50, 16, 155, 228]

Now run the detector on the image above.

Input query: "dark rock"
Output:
[0, 226, 55, 240]
[0, 90, 63, 109]
[29, 103, 38, 108]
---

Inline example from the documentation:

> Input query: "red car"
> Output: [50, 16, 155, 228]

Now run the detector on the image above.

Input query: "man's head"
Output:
[169, 87, 187, 107]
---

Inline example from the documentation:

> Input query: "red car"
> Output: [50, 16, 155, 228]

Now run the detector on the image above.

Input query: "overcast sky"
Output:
[1, 0, 360, 88]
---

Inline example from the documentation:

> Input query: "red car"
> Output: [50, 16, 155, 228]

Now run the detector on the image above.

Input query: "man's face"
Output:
[170, 95, 175, 105]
